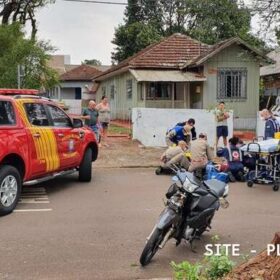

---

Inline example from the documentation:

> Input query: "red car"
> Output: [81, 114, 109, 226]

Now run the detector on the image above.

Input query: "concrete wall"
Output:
[203, 44, 260, 120]
[132, 108, 233, 147]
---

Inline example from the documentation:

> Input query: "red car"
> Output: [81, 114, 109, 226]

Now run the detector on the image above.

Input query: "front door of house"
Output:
[190, 82, 203, 109]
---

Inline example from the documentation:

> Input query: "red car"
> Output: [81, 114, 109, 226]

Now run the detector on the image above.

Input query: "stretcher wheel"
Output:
[247, 181, 254, 187]
[273, 184, 279, 192]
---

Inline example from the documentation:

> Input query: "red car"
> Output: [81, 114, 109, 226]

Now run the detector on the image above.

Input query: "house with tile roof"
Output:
[260, 49, 280, 97]
[47, 56, 110, 113]
[94, 33, 271, 128]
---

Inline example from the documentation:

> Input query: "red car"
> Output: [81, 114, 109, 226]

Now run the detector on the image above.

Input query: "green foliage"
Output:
[204, 248, 235, 279]
[186, 0, 251, 45]
[171, 236, 234, 280]
[171, 261, 202, 280]
[82, 59, 102, 66]
[0, 23, 59, 90]
[111, 22, 162, 63]
[112, 0, 266, 63]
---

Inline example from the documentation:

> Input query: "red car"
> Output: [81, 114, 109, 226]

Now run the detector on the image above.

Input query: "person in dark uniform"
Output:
[260, 109, 280, 140]
[217, 136, 245, 182]
[176, 118, 196, 140]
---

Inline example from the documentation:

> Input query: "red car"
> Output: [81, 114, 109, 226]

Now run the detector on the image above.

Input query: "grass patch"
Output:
[108, 124, 131, 135]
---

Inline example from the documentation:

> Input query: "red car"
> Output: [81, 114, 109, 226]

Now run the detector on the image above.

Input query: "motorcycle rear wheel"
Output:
[139, 228, 165, 266]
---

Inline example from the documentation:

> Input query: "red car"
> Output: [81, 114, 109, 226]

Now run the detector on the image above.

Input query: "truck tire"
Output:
[79, 148, 92, 182]
[0, 165, 22, 216]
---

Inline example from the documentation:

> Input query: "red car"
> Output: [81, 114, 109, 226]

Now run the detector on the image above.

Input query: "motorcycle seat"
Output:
[203, 179, 226, 197]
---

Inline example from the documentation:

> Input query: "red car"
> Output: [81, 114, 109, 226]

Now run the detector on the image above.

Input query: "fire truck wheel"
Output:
[0, 165, 22, 216]
[78, 148, 92, 182]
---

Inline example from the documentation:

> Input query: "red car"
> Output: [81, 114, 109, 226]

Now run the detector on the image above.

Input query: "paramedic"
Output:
[160, 141, 190, 170]
[166, 123, 193, 146]
[217, 137, 245, 181]
[189, 133, 214, 172]
[260, 109, 280, 139]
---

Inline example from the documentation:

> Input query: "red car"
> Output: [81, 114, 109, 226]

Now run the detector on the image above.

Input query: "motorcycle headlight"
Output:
[183, 179, 198, 193]
[223, 184, 229, 197]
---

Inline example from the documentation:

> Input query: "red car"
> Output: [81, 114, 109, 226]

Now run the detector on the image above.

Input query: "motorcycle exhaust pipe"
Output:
[159, 227, 174, 249]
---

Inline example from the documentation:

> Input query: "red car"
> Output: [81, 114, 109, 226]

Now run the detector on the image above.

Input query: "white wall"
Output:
[132, 108, 233, 147]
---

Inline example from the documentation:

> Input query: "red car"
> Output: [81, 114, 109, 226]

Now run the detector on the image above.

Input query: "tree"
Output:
[251, 0, 280, 46]
[112, 22, 162, 63]
[112, 0, 264, 63]
[252, 0, 280, 29]
[184, 0, 251, 45]
[0, 0, 55, 39]
[82, 59, 102, 66]
[111, 0, 164, 63]
[0, 23, 59, 90]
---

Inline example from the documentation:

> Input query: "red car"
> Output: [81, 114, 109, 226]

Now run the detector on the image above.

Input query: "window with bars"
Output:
[217, 68, 247, 100]
[126, 79, 133, 99]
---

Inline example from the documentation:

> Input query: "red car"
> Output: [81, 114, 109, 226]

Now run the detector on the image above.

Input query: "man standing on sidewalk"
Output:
[215, 101, 229, 147]
[81, 100, 99, 141]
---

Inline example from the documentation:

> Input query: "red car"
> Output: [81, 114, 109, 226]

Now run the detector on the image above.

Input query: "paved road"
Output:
[0, 168, 279, 280]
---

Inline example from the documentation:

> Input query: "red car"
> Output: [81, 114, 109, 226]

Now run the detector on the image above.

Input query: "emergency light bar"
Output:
[0, 89, 39, 95]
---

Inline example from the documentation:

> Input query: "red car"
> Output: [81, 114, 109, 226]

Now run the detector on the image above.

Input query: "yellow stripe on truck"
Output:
[15, 100, 60, 172]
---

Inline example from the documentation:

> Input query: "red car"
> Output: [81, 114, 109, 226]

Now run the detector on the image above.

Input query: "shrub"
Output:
[171, 261, 202, 280]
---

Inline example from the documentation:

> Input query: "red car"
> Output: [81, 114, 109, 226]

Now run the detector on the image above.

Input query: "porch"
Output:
[131, 70, 206, 109]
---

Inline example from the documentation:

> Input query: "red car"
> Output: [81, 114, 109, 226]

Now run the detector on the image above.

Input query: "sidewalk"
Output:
[94, 137, 165, 168]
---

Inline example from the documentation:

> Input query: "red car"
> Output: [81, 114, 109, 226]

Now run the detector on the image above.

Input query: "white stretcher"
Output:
[241, 139, 280, 191]
[241, 139, 280, 154]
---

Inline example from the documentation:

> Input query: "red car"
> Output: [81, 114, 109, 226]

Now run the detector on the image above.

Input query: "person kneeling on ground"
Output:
[189, 133, 214, 179]
[156, 141, 190, 174]
[217, 136, 245, 182]
[165, 124, 193, 146]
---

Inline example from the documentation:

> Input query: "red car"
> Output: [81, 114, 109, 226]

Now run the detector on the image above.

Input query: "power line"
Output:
[64, 0, 127, 5]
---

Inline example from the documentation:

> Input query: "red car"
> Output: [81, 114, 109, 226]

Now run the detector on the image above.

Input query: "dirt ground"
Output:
[94, 136, 165, 168]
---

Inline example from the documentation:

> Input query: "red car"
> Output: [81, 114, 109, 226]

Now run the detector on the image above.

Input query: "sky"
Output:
[32, 0, 274, 66]
[34, 0, 126, 65]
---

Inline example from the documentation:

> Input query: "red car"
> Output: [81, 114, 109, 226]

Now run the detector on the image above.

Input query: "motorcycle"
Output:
[139, 166, 229, 266]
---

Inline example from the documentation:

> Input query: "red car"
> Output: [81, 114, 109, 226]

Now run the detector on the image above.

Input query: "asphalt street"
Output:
[0, 167, 279, 280]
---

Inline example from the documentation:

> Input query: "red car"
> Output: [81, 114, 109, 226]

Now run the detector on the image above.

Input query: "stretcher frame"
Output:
[245, 142, 280, 191]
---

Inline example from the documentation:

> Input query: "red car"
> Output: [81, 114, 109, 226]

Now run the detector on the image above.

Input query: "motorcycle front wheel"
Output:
[139, 228, 165, 266]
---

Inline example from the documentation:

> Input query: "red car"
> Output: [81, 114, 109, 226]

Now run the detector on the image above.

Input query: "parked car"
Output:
[0, 89, 98, 216]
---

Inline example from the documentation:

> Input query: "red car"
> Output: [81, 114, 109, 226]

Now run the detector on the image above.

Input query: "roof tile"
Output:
[60, 65, 103, 81]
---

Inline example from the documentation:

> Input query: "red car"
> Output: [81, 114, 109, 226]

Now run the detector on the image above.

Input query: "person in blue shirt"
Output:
[260, 109, 280, 140]
[166, 123, 193, 146]
[176, 118, 197, 140]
